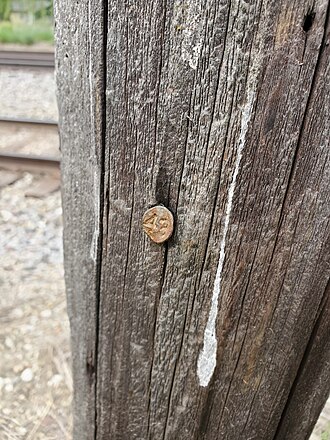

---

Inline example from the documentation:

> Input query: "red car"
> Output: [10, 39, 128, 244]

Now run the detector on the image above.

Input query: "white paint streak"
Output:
[197, 86, 257, 387]
[90, 171, 100, 262]
[88, 0, 100, 262]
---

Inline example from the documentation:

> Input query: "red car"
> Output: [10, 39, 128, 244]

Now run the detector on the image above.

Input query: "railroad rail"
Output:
[0, 116, 58, 127]
[0, 50, 55, 68]
[0, 118, 59, 174]
[0, 152, 60, 175]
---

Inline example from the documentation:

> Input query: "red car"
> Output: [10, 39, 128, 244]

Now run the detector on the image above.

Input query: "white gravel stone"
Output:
[0, 67, 58, 121]
[4, 337, 15, 349]
[4, 383, 14, 392]
[48, 374, 63, 387]
[40, 309, 52, 318]
[20, 368, 34, 382]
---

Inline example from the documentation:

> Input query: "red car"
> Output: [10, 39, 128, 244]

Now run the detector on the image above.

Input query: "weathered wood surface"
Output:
[55, 0, 330, 439]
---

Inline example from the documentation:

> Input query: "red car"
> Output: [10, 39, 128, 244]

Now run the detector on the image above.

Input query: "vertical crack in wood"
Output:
[277, 1, 330, 229]
[197, 0, 233, 288]
[146, 2, 168, 437]
[273, 279, 330, 439]
[94, 1, 108, 439]
[161, 2, 230, 434]
[162, 241, 197, 440]
[147, 242, 168, 438]
[122, 153, 137, 294]
[152, 0, 167, 201]
[160, 108, 193, 439]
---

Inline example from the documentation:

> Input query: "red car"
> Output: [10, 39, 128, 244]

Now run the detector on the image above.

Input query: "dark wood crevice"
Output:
[93, 1, 109, 439]
[303, 7, 316, 32]
[274, 279, 330, 440]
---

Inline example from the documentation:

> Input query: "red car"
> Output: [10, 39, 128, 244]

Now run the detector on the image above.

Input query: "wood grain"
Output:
[54, 1, 106, 438]
[55, 0, 330, 438]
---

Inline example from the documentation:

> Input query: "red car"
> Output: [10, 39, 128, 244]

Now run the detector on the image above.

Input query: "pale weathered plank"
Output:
[55, 0, 330, 439]
[54, 1, 106, 439]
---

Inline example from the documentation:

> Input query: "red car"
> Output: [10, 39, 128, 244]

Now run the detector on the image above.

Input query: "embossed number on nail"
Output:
[142, 206, 174, 244]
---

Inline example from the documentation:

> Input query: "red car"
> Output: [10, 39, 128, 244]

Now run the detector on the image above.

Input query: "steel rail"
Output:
[0, 50, 55, 68]
[0, 117, 58, 127]
[0, 152, 60, 175]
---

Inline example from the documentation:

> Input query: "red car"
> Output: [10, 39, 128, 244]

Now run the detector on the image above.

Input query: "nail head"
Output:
[142, 206, 174, 244]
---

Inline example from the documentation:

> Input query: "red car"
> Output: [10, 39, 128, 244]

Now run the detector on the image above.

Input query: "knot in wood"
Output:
[142, 206, 174, 244]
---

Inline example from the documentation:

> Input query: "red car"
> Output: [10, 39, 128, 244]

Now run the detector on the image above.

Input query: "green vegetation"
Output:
[321, 425, 330, 440]
[0, 0, 53, 45]
[0, 20, 53, 44]
[0, 0, 11, 21]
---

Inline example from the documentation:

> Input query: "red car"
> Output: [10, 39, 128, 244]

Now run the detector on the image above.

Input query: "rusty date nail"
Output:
[142, 206, 174, 244]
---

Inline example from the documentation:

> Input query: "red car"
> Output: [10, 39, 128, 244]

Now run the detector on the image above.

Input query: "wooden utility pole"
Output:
[54, 0, 330, 439]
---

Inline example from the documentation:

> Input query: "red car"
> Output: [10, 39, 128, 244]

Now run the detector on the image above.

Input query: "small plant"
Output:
[0, 0, 11, 21]
[0, 0, 54, 45]
[321, 424, 330, 440]
[0, 21, 53, 45]
[0, 0, 53, 20]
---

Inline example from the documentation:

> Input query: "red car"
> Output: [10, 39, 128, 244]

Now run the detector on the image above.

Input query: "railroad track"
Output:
[0, 152, 60, 174]
[0, 108, 59, 196]
[0, 116, 58, 127]
[0, 118, 60, 174]
[0, 50, 55, 68]
[0, 153, 60, 196]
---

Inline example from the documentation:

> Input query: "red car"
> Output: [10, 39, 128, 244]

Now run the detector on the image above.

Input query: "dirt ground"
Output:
[0, 174, 71, 439]
[0, 66, 58, 122]
[0, 43, 54, 53]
